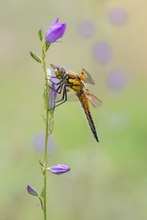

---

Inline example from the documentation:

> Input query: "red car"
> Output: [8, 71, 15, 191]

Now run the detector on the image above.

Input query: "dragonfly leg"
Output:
[48, 77, 64, 86]
[54, 87, 67, 107]
[49, 86, 67, 111]
[49, 82, 64, 94]
[54, 85, 67, 104]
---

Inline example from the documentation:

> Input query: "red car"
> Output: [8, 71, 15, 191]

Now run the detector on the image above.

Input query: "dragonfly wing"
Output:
[50, 64, 57, 70]
[79, 68, 95, 84]
[85, 90, 102, 108]
[47, 68, 60, 83]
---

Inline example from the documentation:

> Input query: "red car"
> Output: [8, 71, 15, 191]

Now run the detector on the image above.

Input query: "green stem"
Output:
[43, 110, 48, 220]
[42, 43, 50, 220]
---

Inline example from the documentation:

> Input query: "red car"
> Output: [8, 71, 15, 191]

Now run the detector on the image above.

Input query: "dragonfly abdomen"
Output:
[78, 93, 99, 142]
[87, 111, 99, 142]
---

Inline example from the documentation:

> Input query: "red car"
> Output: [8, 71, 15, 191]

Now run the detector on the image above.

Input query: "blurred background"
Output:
[0, 0, 147, 219]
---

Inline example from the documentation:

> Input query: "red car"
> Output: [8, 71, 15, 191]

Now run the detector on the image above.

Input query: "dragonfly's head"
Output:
[50, 64, 66, 79]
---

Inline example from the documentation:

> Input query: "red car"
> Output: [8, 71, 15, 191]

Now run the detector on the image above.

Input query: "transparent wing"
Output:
[51, 65, 95, 84]
[50, 64, 57, 70]
[78, 68, 95, 85]
[84, 89, 102, 108]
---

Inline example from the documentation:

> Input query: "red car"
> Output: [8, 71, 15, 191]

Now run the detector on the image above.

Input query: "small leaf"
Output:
[39, 160, 44, 167]
[30, 51, 42, 63]
[38, 29, 44, 42]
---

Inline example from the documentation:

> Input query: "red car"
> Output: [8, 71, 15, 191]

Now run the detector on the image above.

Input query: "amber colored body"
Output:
[50, 64, 102, 142]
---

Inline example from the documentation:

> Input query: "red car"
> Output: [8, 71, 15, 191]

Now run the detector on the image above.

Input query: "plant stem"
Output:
[42, 43, 50, 220]
[43, 107, 48, 220]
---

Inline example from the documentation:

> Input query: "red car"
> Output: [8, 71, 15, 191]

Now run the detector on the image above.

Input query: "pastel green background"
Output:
[0, 0, 147, 219]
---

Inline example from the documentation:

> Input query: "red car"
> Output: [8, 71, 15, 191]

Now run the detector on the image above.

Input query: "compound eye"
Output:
[59, 67, 66, 73]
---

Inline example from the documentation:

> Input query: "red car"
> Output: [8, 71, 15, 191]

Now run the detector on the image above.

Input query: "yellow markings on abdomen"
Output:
[79, 94, 90, 112]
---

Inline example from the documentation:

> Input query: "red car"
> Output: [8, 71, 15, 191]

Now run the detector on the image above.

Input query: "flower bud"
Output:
[48, 164, 70, 175]
[45, 18, 66, 44]
[27, 185, 38, 196]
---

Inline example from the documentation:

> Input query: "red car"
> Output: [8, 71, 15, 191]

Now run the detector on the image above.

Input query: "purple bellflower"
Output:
[48, 164, 70, 175]
[45, 18, 66, 44]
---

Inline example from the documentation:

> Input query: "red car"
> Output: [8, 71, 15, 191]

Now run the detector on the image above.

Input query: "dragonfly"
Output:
[49, 64, 102, 142]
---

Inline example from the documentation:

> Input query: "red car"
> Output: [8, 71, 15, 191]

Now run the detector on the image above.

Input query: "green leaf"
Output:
[44, 41, 50, 52]
[30, 51, 42, 63]
[38, 29, 44, 42]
